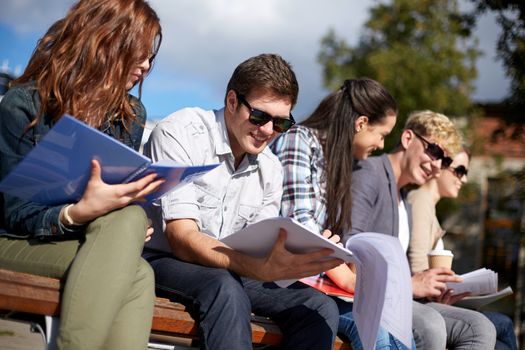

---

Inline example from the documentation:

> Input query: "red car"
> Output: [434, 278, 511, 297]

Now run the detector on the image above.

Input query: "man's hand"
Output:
[412, 267, 463, 299]
[256, 229, 343, 281]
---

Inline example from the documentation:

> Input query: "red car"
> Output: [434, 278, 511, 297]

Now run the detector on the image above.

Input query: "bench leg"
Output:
[147, 341, 176, 349]
[45, 316, 59, 350]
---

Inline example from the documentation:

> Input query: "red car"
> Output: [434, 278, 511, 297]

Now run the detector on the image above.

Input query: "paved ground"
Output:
[0, 318, 197, 350]
[0, 318, 45, 350]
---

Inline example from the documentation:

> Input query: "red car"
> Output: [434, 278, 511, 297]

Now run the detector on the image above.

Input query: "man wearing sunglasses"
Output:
[142, 54, 342, 350]
[346, 110, 496, 349]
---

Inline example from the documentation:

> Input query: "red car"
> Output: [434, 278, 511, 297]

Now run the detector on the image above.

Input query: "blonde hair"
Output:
[404, 110, 463, 156]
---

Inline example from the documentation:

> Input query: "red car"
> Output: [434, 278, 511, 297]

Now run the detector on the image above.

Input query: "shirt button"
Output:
[51, 225, 58, 235]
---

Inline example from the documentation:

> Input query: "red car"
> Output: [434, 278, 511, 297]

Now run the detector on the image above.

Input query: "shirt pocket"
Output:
[194, 183, 221, 232]
[232, 203, 260, 233]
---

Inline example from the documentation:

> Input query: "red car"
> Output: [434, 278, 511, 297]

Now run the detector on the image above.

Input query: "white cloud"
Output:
[0, 0, 510, 118]
[147, 0, 373, 117]
[0, 0, 73, 34]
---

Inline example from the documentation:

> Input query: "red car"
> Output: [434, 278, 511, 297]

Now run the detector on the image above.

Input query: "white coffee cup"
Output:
[427, 249, 454, 269]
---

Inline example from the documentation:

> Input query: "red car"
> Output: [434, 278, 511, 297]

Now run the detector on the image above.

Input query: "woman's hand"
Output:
[411, 267, 463, 299]
[321, 229, 343, 247]
[432, 289, 471, 305]
[65, 159, 164, 224]
[145, 218, 154, 242]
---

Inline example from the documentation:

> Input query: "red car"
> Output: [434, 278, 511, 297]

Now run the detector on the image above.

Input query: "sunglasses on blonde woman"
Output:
[411, 130, 453, 168]
[236, 91, 296, 133]
[449, 165, 468, 179]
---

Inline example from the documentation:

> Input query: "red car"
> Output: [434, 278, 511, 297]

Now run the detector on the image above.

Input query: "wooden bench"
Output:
[0, 268, 351, 349]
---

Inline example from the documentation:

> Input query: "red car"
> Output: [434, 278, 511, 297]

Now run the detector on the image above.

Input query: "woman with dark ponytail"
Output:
[273, 78, 414, 349]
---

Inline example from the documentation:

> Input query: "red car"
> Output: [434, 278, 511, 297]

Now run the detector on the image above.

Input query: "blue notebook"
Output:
[0, 115, 219, 205]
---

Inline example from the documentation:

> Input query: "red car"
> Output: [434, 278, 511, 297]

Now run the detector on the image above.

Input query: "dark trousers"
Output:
[482, 311, 518, 350]
[150, 256, 339, 350]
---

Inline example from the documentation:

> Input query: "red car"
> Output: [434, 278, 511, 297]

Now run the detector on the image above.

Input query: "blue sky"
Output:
[0, 0, 510, 122]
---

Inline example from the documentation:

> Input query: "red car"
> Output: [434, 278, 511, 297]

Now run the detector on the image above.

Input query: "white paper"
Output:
[220, 217, 356, 287]
[454, 286, 513, 309]
[346, 233, 413, 350]
[447, 268, 498, 295]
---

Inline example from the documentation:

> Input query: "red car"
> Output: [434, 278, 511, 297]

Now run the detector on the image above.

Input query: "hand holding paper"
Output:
[445, 268, 514, 309]
[220, 218, 351, 286]
[447, 268, 498, 295]
[67, 159, 165, 223]
[412, 267, 462, 299]
[0, 115, 219, 205]
[221, 218, 414, 350]
[256, 229, 344, 283]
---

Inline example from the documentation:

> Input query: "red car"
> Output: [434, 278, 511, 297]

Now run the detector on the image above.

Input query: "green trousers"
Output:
[0, 205, 155, 350]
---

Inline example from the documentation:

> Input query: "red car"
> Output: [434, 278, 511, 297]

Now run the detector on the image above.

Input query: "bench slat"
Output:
[0, 268, 350, 349]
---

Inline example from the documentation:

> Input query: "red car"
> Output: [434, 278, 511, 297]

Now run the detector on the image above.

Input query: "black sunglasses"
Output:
[449, 165, 468, 179]
[412, 130, 453, 168]
[236, 92, 295, 133]
[148, 53, 156, 65]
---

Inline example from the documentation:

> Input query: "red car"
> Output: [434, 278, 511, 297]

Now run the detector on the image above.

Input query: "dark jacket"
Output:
[0, 83, 146, 238]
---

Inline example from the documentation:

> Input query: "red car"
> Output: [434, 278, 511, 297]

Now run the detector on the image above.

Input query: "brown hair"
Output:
[14, 0, 161, 129]
[302, 78, 397, 236]
[225, 53, 299, 107]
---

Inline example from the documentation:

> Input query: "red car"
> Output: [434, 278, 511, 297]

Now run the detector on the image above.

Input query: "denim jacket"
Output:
[0, 83, 146, 238]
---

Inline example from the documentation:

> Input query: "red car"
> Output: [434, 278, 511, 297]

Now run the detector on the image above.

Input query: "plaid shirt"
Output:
[271, 125, 327, 234]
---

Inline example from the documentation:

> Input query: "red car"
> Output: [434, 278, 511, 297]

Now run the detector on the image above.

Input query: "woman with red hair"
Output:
[0, 1, 162, 348]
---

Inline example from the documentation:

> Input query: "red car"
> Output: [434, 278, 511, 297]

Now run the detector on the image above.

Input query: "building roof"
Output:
[474, 103, 525, 159]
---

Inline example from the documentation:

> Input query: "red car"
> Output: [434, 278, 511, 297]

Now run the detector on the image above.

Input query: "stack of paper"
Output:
[447, 268, 498, 295]
[454, 286, 513, 309]
[446, 268, 514, 310]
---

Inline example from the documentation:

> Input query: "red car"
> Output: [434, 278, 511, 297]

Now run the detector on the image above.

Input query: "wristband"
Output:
[63, 204, 83, 226]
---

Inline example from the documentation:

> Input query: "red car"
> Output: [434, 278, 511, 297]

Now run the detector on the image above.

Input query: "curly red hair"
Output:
[14, 0, 162, 129]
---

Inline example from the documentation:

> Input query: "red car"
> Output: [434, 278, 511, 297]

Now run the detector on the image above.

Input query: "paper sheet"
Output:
[454, 286, 513, 309]
[346, 233, 413, 350]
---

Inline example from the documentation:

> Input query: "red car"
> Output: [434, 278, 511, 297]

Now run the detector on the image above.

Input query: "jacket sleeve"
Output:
[407, 189, 438, 273]
[347, 160, 379, 239]
[0, 87, 72, 238]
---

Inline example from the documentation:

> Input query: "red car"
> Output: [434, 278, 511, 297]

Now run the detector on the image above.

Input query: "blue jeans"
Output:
[334, 297, 415, 350]
[149, 255, 339, 350]
[482, 311, 517, 350]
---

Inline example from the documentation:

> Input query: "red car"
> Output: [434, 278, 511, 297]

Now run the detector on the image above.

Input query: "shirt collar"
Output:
[213, 108, 233, 156]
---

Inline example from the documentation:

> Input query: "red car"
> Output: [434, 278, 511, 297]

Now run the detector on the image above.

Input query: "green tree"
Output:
[318, 0, 480, 148]
[469, 0, 525, 125]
